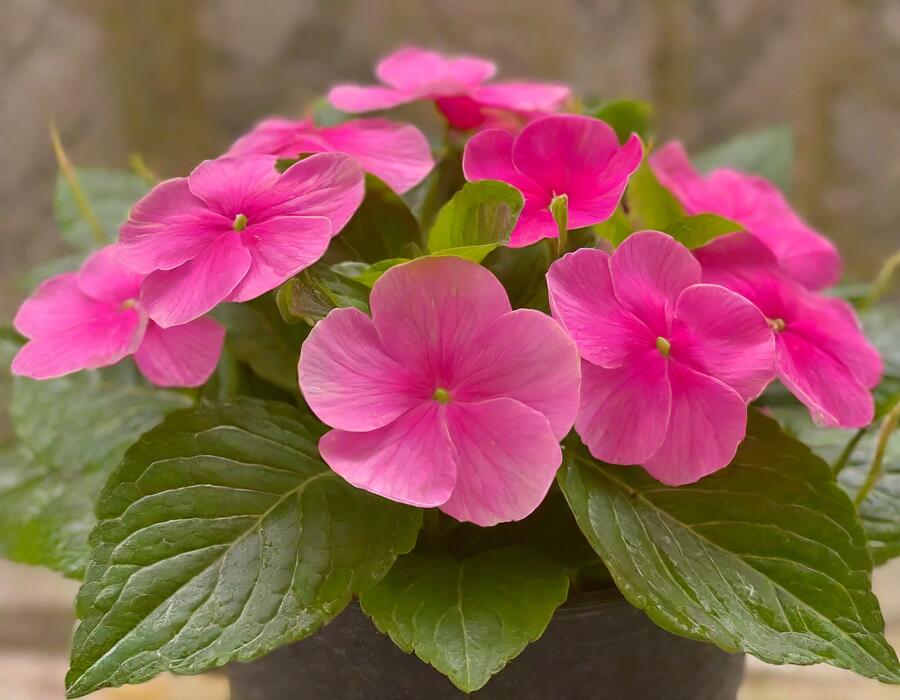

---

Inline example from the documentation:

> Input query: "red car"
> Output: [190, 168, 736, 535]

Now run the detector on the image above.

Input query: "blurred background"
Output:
[1, 0, 898, 698]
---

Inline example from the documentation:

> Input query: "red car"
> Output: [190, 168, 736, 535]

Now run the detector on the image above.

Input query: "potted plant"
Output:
[1, 47, 898, 699]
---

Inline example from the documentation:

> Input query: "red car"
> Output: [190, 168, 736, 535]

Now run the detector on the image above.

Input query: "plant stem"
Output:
[854, 402, 900, 508]
[863, 248, 900, 309]
[49, 121, 107, 246]
[550, 193, 569, 257]
[832, 427, 867, 477]
[129, 153, 159, 186]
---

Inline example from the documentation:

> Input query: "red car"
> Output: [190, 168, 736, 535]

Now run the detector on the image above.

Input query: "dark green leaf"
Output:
[589, 99, 652, 144]
[694, 127, 794, 193]
[407, 144, 465, 229]
[54, 168, 149, 250]
[275, 263, 370, 326]
[65, 399, 421, 698]
[626, 160, 684, 230]
[361, 546, 568, 692]
[664, 214, 742, 248]
[482, 242, 553, 309]
[559, 413, 900, 683]
[427, 180, 524, 263]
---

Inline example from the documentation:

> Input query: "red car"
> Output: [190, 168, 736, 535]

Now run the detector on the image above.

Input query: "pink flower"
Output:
[651, 142, 841, 290]
[695, 233, 882, 428]
[11, 246, 224, 387]
[547, 231, 776, 486]
[328, 46, 570, 131]
[298, 255, 580, 526]
[119, 153, 365, 328]
[463, 115, 642, 247]
[226, 117, 434, 194]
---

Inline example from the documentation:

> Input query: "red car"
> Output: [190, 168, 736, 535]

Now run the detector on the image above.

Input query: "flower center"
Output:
[768, 317, 786, 333]
[432, 387, 452, 404]
[656, 336, 671, 357]
[232, 213, 249, 232]
[120, 298, 138, 311]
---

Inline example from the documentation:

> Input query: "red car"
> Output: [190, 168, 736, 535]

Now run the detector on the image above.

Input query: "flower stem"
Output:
[854, 402, 900, 508]
[863, 248, 900, 309]
[832, 427, 867, 477]
[550, 193, 569, 257]
[49, 121, 106, 246]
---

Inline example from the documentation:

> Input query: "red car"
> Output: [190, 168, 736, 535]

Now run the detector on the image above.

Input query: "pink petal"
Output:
[77, 245, 143, 305]
[227, 215, 333, 302]
[299, 307, 422, 432]
[452, 309, 580, 439]
[328, 85, 413, 113]
[546, 248, 654, 368]
[369, 256, 511, 381]
[375, 47, 495, 93]
[226, 117, 324, 159]
[319, 403, 457, 508]
[508, 207, 557, 247]
[133, 317, 225, 388]
[435, 96, 493, 131]
[14, 273, 101, 339]
[472, 82, 571, 112]
[187, 155, 282, 218]
[140, 234, 252, 328]
[643, 362, 747, 485]
[610, 230, 701, 336]
[440, 397, 561, 526]
[319, 118, 434, 193]
[649, 142, 708, 211]
[669, 283, 776, 401]
[567, 133, 642, 229]
[462, 129, 547, 201]
[118, 178, 227, 274]
[575, 353, 671, 466]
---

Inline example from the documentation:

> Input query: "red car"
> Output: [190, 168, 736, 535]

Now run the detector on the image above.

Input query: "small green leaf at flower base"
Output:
[589, 99, 653, 144]
[427, 180, 525, 263]
[64, 399, 422, 698]
[626, 159, 684, 230]
[559, 412, 900, 684]
[360, 546, 569, 693]
[664, 213, 742, 248]
[693, 126, 794, 193]
[331, 258, 409, 289]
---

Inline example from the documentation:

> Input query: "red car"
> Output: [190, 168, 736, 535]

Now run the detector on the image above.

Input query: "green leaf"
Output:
[407, 144, 466, 229]
[331, 175, 421, 263]
[331, 258, 409, 289]
[275, 263, 371, 326]
[559, 412, 900, 683]
[482, 242, 553, 310]
[360, 546, 568, 693]
[1, 369, 190, 577]
[626, 160, 684, 230]
[21, 253, 87, 292]
[694, 126, 794, 193]
[311, 98, 351, 127]
[589, 99, 652, 144]
[594, 208, 633, 247]
[427, 180, 524, 263]
[54, 168, 149, 250]
[65, 399, 421, 698]
[664, 214, 742, 248]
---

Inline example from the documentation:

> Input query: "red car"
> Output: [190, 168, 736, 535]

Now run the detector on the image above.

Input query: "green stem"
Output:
[863, 248, 900, 309]
[832, 427, 867, 477]
[550, 193, 569, 257]
[854, 403, 900, 508]
[50, 121, 107, 246]
[129, 152, 159, 186]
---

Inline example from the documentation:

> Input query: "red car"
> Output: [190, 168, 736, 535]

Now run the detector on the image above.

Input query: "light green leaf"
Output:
[664, 213, 742, 248]
[694, 126, 794, 193]
[594, 208, 633, 247]
[331, 258, 409, 289]
[54, 168, 149, 250]
[65, 399, 421, 698]
[626, 160, 684, 230]
[589, 99, 652, 144]
[361, 546, 568, 693]
[275, 263, 370, 326]
[559, 412, 900, 683]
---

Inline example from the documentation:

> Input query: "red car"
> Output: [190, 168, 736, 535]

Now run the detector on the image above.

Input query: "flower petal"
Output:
[452, 309, 580, 439]
[643, 363, 747, 485]
[610, 230, 701, 336]
[227, 215, 333, 303]
[140, 234, 252, 327]
[575, 353, 671, 466]
[226, 117, 324, 159]
[375, 47, 495, 92]
[328, 85, 413, 113]
[77, 245, 143, 305]
[319, 403, 457, 508]
[546, 248, 654, 368]
[187, 155, 282, 218]
[472, 82, 571, 112]
[508, 207, 557, 247]
[299, 307, 422, 432]
[462, 129, 546, 201]
[133, 317, 224, 388]
[369, 256, 511, 381]
[440, 397, 561, 526]
[670, 283, 776, 401]
[566, 133, 642, 228]
[14, 273, 100, 338]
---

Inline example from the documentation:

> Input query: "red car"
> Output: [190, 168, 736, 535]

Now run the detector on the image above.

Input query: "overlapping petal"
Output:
[77, 245, 143, 304]
[133, 317, 225, 388]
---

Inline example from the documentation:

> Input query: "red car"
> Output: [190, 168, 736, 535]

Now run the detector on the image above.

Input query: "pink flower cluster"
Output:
[12, 47, 883, 527]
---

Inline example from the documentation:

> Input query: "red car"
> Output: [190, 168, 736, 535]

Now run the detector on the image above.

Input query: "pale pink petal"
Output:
[319, 119, 434, 193]
[118, 178, 227, 274]
[140, 235, 252, 328]
[77, 245, 143, 305]
[649, 142, 709, 212]
[375, 47, 495, 93]
[259, 152, 365, 231]
[643, 363, 747, 485]
[441, 397, 561, 526]
[669, 284, 776, 401]
[462, 129, 547, 201]
[227, 215, 333, 302]
[472, 82, 571, 112]
[226, 117, 324, 159]
[133, 317, 224, 388]
[187, 155, 281, 218]
[546, 248, 654, 368]
[610, 230, 701, 336]
[328, 85, 413, 113]
[575, 354, 671, 466]
[566, 133, 642, 228]
[369, 256, 511, 380]
[452, 309, 580, 439]
[319, 403, 457, 508]
[299, 307, 422, 432]
[776, 331, 876, 428]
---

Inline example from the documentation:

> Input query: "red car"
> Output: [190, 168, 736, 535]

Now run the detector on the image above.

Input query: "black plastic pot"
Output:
[227, 595, 745, 699]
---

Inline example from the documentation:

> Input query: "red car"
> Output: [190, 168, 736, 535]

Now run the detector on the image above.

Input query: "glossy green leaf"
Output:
[360, 546, 568, 693]
[427, 180, 524, 263]
[54, 168, 149, 250]
[589, 99, 652, 144]
[482, 242, 553, 310]
[407, 144, 466, 230]
[626, 160, 684, 230]
[559, 413, 900, 683]
[664, 213, 742, 248]
[65, 399, 421, 698]
[275, 263, 370, 326]
[694, 126, 794, 193]
[331, 258, 409, 289]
